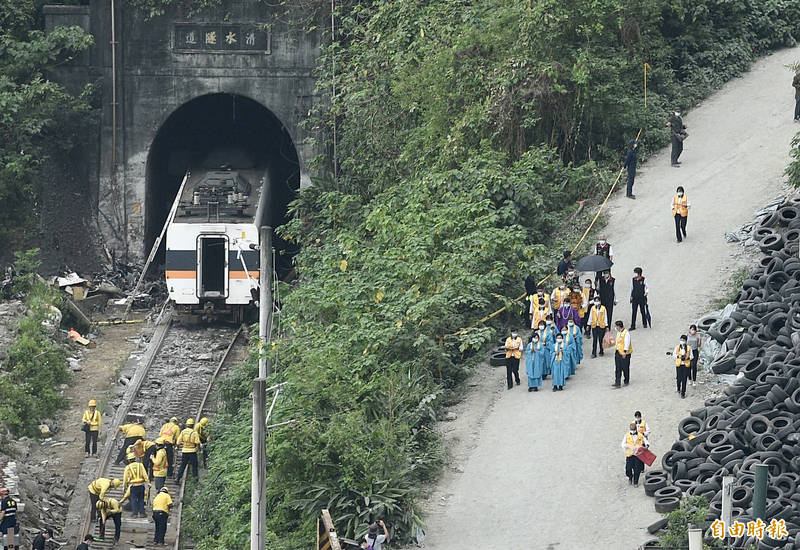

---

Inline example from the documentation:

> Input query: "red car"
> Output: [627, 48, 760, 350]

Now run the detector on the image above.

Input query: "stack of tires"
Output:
[643, 197, 800, 549]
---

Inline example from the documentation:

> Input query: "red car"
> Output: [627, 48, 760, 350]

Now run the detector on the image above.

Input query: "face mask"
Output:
[560, 285, 565, 290]
[547, 320, 552, 325]
[677, 192, 684, 197]
[585, 282, 592, 287]
[512, 333, 518, 338]
[635, 417, 641, 422]
[556, 338, 563, 344]
[568, 321, 574, 326]
[680, 340, 687, 345]
[630, 430, 637, 435]
[599, 240, 606, 245]
[533, 338, 539, 344]
[538, 291, 543, 295]
[561, 331, 568, 336]
[538, 325, 545, 331]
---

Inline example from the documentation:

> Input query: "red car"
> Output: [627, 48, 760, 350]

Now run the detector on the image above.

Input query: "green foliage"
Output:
[0, 0, 94, 253]
[184, 1, 800, 548]
[787, 130, 800, 188]
[658, 495, 718, 549]
[0, 269, 68, 437]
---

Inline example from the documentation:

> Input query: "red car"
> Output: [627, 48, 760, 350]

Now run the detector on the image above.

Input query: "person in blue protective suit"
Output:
[559, 326, 577, 379]
[551, 333, 567, 391]
[566, 318, 584, 368]
[525, 332, 545, 392]
[537, 319, 555, 379]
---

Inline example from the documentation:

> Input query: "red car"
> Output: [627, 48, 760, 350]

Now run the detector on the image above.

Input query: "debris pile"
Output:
[642, 195, 800, 547]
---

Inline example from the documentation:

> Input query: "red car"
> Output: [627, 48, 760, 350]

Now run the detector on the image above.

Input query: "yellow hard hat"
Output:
[160, 486, 170, 494]
[186, 418, 195, 426]
[88, 399, 97, 407]
[170, 417, 179, 424]
[198, 417, 209, 426]
[96, 500, 106, 510]
[112, 478, 121, 488]
[126, 451, 136, 461]
[155, 437, 165, 445]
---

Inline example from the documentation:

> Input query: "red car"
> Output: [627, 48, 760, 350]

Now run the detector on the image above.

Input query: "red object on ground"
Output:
[635, 446, 657, 466]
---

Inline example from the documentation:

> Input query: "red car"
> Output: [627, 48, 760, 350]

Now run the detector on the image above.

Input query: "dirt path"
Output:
[415, 47, 800, 549]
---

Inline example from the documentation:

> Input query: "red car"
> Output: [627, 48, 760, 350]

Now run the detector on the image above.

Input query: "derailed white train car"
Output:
[166, 168, 270, 322]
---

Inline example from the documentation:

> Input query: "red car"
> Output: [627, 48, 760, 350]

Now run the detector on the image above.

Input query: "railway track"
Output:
[80, 315, 247, 549]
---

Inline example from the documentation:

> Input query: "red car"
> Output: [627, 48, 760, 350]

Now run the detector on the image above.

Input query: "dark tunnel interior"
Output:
[145, 93, 300, 276]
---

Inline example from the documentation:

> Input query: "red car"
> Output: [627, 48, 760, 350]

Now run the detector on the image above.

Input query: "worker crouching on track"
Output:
[152, 439, 169, 491]
[132, 438, 158, 478]
[152, 487, 172, 546]
[0, 488, 18, 550]
[122, 451, 150, 518]
[88, 477, 120, 522]
[159, 417, 180, 477]
[82, 399, 101, 457]
[175, 418, 202, 480]
[114, 421, 146, 465]
[95, 497, 122, 543]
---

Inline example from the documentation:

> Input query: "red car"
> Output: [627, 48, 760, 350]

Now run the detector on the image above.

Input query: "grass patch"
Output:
[711, 266, 750, 310]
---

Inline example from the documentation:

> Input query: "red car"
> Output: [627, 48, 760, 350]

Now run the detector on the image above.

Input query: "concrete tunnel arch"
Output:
[144, 92, 300, 277]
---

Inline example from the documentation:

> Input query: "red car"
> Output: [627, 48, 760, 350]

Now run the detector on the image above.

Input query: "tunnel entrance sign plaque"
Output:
[173, 23, 271, 53]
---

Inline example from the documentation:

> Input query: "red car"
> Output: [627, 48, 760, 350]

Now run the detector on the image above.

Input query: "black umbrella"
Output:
[575, 255, 613, 272]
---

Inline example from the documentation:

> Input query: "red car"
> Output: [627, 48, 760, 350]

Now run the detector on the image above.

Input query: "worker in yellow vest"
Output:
[633, 411, 651, 438]
[671, 186, 691, 243]
[612, 321, 632, 388]
[88, 477, 121, 522]
[152, 439, 169, 492]
[588, 298, 609, 359]
[673, 335, 692, 398]
[159, 417, 181, 477]
[621, 422, 649, 487]
[122, 451, 150, 518]
[152, 486, 172, 545]
[531, 304, 548, 330]
[196, 417, 210, 466]
[96, 497, 123, 543]
[175, 418, 202, 480]
[82, 399, 101, 458]
[528, 286, 550, 327]
[580, 278, 597, 336]
[504, 329, 523, 390]
[114, 421, 146, 465]
[552, 283, 569, 310]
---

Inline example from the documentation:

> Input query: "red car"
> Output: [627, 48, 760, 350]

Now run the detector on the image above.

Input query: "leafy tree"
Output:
[0, 0, 94, 255]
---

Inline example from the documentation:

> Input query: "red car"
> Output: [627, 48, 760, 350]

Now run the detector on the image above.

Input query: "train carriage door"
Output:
[197, 235, 229, 298]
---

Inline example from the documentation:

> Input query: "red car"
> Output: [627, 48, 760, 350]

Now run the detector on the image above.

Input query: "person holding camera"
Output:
[362, 520, 389, 549]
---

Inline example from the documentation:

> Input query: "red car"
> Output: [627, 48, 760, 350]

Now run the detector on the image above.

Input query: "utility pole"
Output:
[251, 225, 272, 550]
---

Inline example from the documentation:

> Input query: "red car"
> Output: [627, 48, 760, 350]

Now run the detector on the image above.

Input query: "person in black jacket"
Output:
[31, 528, 52, 550]
[623, 140, 638, 199]
[667, 109, 687, 166]
[598, 271, 616, 325]
[629, 267, 650, 330]
[76, 534, 94, 550]
[557, 251, 573, 278]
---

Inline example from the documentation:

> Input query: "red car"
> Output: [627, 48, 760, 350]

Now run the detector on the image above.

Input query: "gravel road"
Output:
[414, 46, 800, 550]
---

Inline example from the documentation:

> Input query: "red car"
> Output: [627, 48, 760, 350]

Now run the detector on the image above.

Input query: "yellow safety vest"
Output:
[177, 428, 200, 453]
[101, 498, 123, 517]
[615, 329, 633, 354]
[672, 194, 689, 217]
[674, 344, 691, 367]
[553, 288, 568, 309]
[83, 409, 101, 431]
[120, 423, 146, 439]
[159, 422, 179, 444]
[591, 305, 607, 329]
[88, 478, 113, 498]
[123, 462, 149, 487]
[636, 419, 647, 435]
[625, 432, 644, 457]
[152, 448, 168, 478]
[529, 293, 550, 311]
[580, 288, 591, 315]
[152, 492, 173, 514]
[505, 337, 523, 359]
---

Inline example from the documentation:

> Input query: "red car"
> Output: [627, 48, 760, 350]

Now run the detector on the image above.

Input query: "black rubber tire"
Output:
[755, 226, 778, 240]
[761, 234, 785, 253]
[710, 444, 735, 463]
[706, 430, 730, 448]
[654, 496, 681, 514]
[742, 358, 768, 380]
[673, 478, 694, 492]
[711, 352, 736, 374]
[643, 476, 667, 497]
[746, 414, 773, 438]
[697, 315, 719, 332]
[646, 517, 669, 534]
[779, 205, 800, 225]
[489, 351, 507, 367]
[654, 486, 682, 499]
[731, 485, 753, 507]
[678, 417, 702, 438]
